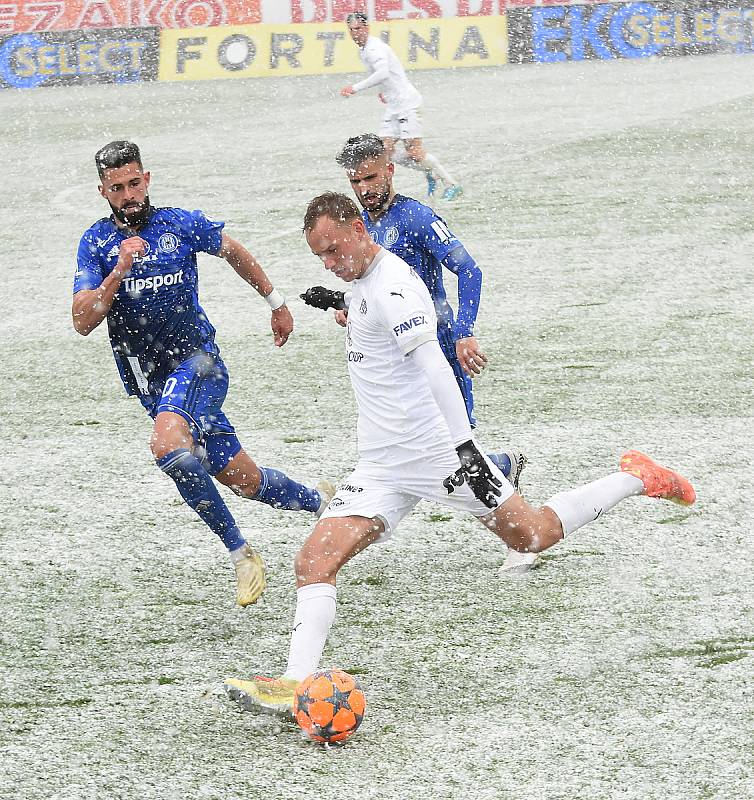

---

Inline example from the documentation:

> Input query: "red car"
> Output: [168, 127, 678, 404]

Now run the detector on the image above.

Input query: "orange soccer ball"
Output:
[294, 669, 366, 744]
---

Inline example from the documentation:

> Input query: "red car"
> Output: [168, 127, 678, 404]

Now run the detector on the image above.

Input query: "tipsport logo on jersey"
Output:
[0, 26, 159, 89]
[507, 0, 754, 63]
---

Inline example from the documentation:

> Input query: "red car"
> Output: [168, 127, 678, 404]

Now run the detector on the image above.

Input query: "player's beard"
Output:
[110, 195, 152, 230]
[358, 187, 391, 215]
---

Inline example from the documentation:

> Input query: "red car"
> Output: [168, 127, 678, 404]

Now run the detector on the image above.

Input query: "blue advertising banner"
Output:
[507, 1, 754, 63]
[0, 26, 159, 89]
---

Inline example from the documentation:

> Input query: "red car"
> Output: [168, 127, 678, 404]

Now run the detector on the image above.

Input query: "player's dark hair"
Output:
[346, 11, 368, 24]
[335, 133, 385, 170]
[95, 140, 143, 178]
[303, 192, 360, 232]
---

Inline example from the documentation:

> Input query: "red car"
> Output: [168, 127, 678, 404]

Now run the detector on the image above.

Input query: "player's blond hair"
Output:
[303, 192, 360, 232]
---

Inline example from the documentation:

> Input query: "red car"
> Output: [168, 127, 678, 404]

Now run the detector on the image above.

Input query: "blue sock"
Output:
[487, 452, 512, 478]
[254, 467, 320, 513]
[158, 449, 246, 551]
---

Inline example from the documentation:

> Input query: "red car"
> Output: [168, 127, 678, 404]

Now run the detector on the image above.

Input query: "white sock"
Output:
[282, 583, 337, 682]
[228, 543, 249, 563]
[422, 153, 455, 186]
[544, 472, 644, 537]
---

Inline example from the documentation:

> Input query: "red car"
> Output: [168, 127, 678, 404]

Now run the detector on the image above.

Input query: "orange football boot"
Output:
[620, 450, 696, 506]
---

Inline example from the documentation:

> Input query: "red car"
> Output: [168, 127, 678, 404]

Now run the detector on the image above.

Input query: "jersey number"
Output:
[162, 377, 178, 398]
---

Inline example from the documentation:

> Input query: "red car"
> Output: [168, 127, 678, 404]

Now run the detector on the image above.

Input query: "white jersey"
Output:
[345, 248, 452, 456]
[354, 36, 423, 115]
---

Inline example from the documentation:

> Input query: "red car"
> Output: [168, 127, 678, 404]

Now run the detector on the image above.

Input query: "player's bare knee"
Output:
[507, 507, 564, 553]
[294, 547, 339, 585]
[485, 500, 561, 553]
[150, 435, 173, 461]
[404, 140, 425, 161]
[151, 413, 192, 459]
[381, 139, 396, 158]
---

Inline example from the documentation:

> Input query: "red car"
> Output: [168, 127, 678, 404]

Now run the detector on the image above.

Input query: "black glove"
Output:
[300, 286, 346, 311]
[443, 440, 503, 509]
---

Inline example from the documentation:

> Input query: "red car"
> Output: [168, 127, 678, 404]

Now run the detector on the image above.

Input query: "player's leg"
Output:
[214, 448, 332, 515]
[379, 110, 437, 195]
[380, 135, 398, 161]
[225, 471, 418, 713]
[224, 515, 384, 713]
[147, 354, 268, 606]
[151, 410, 248, 555]
[402, 123, 462, 201]
[480, 453, 695, 554]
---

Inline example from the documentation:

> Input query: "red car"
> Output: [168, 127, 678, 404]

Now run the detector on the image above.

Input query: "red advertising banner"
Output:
[0, 0, 260, 33]
[257, 0, 621, 23]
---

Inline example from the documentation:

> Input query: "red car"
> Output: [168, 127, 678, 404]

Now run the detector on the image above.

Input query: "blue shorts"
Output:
[138, 353, 242, 475]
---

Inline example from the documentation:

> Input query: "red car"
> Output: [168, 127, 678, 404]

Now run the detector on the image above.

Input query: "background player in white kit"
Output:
[340, 11, 462, 201]
[224, 192, 696, 713]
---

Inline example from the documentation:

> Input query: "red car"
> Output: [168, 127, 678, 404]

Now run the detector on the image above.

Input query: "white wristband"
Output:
[265, 288, 286, 310]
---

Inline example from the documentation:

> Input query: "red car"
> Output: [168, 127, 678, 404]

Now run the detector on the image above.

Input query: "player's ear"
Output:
[143, 170, 151, 189]
[98, 183, 105, 198]
[387, 161, 395, 177]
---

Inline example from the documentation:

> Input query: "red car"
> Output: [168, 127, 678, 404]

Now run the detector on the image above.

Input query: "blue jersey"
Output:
[363, 195, 481, 341]
[74, 207, 224, 397]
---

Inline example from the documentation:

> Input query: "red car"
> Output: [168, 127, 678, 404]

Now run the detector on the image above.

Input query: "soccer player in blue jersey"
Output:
[72, 140, 333, 607]
[300, 133, 535, 572]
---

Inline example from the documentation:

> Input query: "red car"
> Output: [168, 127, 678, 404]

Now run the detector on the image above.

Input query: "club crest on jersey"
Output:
[392, 314, 427, 337]
[360, 298, 367, 315]
[158, 233, 180, 253]
[384, 226, 399, 247]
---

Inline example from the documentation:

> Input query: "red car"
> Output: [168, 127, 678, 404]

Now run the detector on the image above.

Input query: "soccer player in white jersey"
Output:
[340, 11, 462, 201]
[224, 192, 696, 714]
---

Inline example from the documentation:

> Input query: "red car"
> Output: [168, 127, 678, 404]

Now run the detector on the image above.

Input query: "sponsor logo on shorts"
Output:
[122, 269, 184, 295]
[392, 314, 428, 337]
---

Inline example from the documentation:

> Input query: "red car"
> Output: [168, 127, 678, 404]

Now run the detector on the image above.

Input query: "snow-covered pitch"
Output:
[1, 52, 752, 800]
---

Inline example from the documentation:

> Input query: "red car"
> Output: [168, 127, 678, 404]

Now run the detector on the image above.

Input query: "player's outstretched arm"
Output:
[408, 340, 501, 507]
[72, 236, 144, 336]
[218, 233, 293, 347]
[408, 339, 472, 445]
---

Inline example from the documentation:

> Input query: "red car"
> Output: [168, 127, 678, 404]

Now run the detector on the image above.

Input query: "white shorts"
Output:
[319, 439, 513, 540]
[379, 107, 423, 141]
